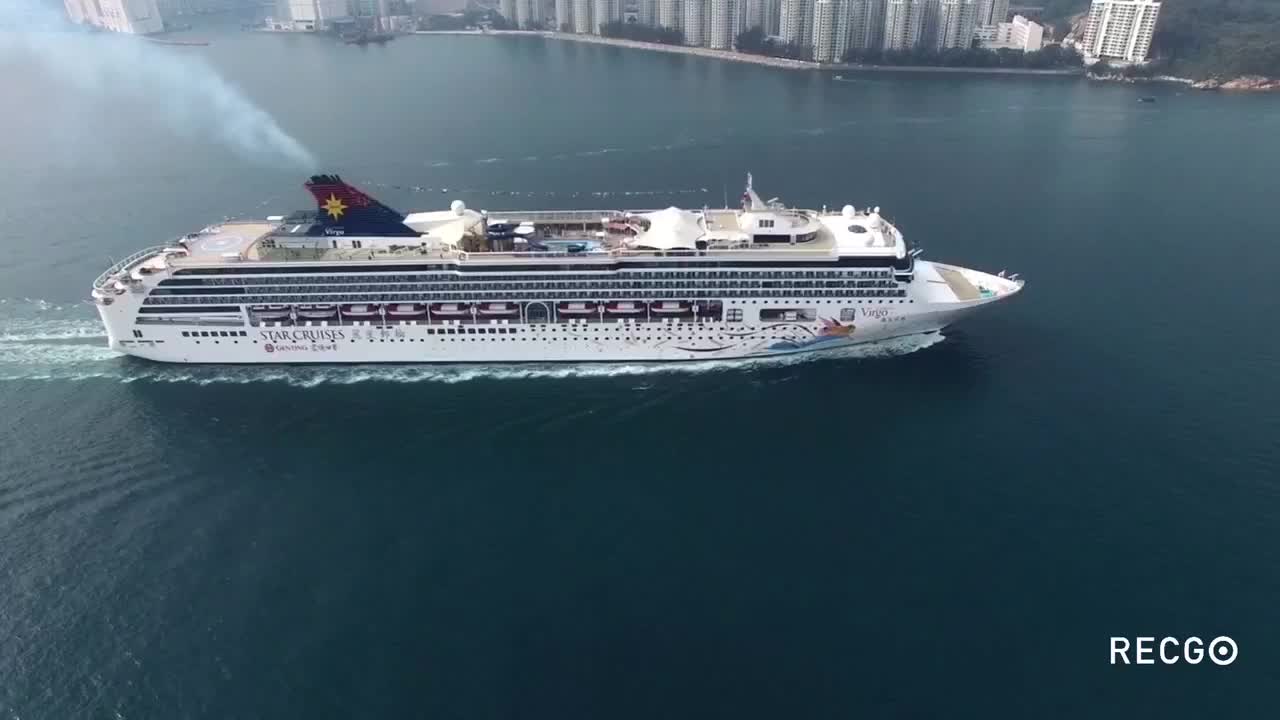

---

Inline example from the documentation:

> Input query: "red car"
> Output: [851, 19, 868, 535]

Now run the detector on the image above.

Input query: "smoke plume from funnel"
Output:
[0, 1, 317, 171]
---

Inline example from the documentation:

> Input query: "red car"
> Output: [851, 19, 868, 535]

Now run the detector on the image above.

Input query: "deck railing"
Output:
[92, 246, 168, 289]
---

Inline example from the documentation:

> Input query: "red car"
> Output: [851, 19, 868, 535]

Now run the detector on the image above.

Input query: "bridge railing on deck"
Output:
[92, 246, 169, 290]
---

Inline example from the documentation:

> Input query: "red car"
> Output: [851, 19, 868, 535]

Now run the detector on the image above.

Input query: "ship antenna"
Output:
[722, 185, 727, 209]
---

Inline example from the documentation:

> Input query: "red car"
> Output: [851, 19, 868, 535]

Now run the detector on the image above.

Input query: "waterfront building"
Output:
[156, 0, 260, 16]
[975, 0, 1007, 26]
[1078, 0, 1161, 64]
[593, 0, 620, 31]
[64, 0, 165, 34]
[683, 0, 708, 45]
[763, 0, 780, 34]
[932, 0, 976, 50]
[517, 0, 544, 27]
[638, 0, 659, 25]
[779, 0, 812, 48]
[882, 0, 927, 50]
[811, 0, 850, 62]
[556, 0, 574, 29]
[709, 0, 737, 49]
[977, 14, 1043, 51]
[659, 0, 684, 30]
[846, 0, 885, 50]
[501, 0, 518, 23]
[741, 0, 765, 30]
[573, 0, 593, 32]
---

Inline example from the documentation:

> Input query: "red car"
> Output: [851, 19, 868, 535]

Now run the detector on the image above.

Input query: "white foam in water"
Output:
[0, 304, 946, 385]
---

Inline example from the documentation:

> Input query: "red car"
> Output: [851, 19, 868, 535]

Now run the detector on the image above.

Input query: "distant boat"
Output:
[1139, 96, 1157, 103]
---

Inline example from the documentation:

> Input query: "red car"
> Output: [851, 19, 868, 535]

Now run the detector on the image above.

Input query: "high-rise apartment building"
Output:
[846, 0, 885, 50]
[778, 0, 812, 48]
[975, 0, 1007, 26]
[517, 0, 543, 27]
[572, 0, 593, 31]
[811, 0, 850, 61]
[593, 0, 621, 31]
[1078, 0, 1161, 63]
[977, 14, 1042, 51]
[683, 0, 708, 45]
[659, 0, 684, 29]
[65, 0, 165, 33]
[932, 0, 976, 49]
[882, 0, 927, 50]
[555, 0, 573, 29]
[638, 0, 659, 25]
[709, 0, 738, 49]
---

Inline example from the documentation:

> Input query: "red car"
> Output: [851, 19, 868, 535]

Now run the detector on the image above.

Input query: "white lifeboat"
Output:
[478, 302, 518, 316]
[250, 304, 292, 321]
[650, 301, 692, 315]
[387, 303, 429, 318]
[428, 303, 469, 317]
[605, 301, 645, 315]
[296, 304, 338, 320]
[556, 301, 597, 316]
[341, 303, 381, 319]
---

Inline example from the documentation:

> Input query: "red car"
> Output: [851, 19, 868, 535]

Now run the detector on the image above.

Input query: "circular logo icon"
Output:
[1209, 637, 1238, 666]
[264, 343, 275, 353]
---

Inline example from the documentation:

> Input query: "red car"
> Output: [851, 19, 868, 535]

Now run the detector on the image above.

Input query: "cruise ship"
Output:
[91, 174, 1024, 364]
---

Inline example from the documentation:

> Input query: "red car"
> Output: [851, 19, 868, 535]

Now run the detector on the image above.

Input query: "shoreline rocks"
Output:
[1191, 75, 1280, 91]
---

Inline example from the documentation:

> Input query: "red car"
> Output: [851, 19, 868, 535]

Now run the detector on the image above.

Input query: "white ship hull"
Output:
[96, 262, 1018, 365]
[91, 175, 1024, 365]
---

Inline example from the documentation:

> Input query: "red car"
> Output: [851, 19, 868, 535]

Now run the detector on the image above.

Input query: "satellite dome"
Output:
[841, 204, 856, 219]
[450, 200, 466, 215]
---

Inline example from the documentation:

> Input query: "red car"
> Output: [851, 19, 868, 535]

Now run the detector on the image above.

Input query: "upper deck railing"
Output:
[92, 246, 168, 289]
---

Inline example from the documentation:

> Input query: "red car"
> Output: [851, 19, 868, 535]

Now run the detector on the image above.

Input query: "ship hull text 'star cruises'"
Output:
[91, 175, 1024, 364]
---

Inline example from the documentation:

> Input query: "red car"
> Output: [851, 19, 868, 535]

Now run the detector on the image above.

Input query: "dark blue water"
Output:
[2, 30, 1279, 718]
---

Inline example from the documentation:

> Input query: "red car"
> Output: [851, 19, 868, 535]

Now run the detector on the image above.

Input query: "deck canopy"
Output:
[629, 207, 704, 251]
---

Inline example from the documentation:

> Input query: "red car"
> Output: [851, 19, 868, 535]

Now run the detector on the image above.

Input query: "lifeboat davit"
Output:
[650, 301, 692, 315]
[556, 301, 597, 316]
[250, 304, 292, 321]
[605, 301, 645, 315]
[428, 302, 470, 318]
[478, 302, 518, 316]
[340, 303, 381, 319]
[295, 303, 338, 320]
[386, 303, 429, 319]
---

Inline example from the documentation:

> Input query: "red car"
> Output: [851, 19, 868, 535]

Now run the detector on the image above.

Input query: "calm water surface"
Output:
[1, 30, 1279, 719]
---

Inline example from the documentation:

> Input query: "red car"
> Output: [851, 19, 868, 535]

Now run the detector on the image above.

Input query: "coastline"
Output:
[412, 30, 1084, 76]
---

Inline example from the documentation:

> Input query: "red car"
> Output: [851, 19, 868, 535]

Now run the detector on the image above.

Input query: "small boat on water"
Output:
[1139, 96, 1157, 103]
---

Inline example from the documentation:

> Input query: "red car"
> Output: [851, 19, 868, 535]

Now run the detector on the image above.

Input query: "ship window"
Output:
[181, 331, 189, 337]
[726, 308, 743, 322]
[840, 308, 856, 322]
